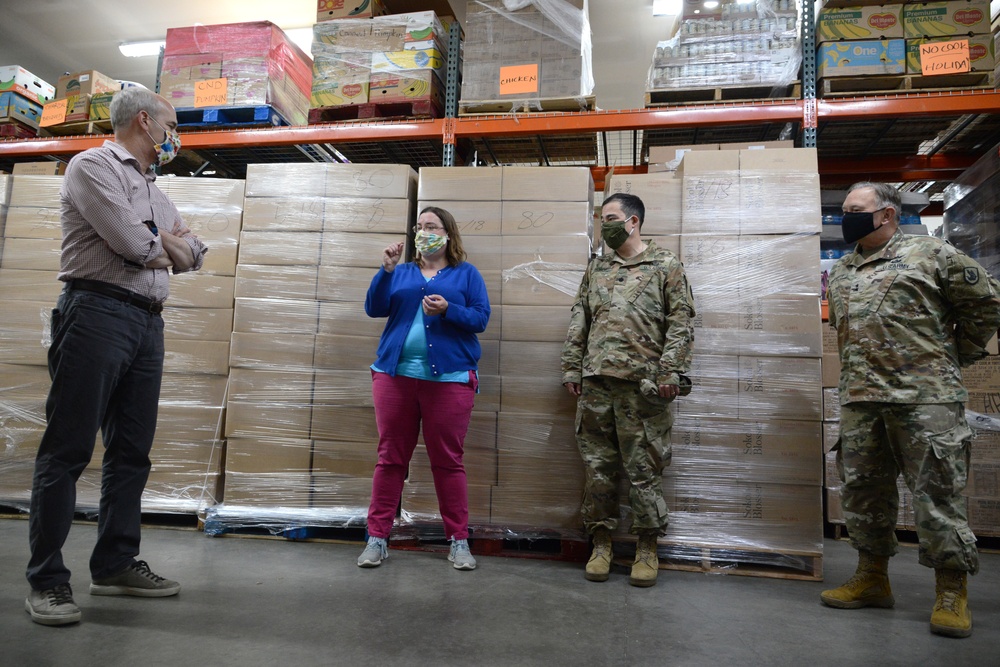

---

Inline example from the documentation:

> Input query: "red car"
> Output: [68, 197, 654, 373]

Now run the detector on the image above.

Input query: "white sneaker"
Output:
[448, 539, 476, 570]
[358, 536, 388, 567]
[25, 584, 82, 626]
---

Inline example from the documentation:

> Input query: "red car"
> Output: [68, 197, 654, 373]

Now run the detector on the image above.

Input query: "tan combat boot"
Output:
[629, 533, 659, 588]
[585, 528, 612, 582]
[820, 551, 894, 609]
[930, 569, 972, 638]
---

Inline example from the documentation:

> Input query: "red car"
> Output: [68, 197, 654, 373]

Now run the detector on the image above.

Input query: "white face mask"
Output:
[145, 116, 181, 166]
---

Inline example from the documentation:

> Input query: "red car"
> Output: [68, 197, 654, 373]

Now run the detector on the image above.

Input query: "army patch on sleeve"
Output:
[964, 267, 980, 285]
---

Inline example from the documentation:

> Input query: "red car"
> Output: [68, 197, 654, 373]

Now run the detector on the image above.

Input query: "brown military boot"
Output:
[930, 569, 972, 638]
[629, 533, 659, 587]
[584, 528, 612, 582]
[820, 551, 894, 609]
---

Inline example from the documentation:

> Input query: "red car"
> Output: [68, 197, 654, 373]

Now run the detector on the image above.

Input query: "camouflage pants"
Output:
[835, 402, 978, 573]
[575, 376, 673, 536]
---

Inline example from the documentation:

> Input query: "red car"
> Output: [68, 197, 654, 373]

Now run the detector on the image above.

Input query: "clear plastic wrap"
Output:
[647, 0, 801, 92]
[943, 144, 1000, 280]
[311, 12, 450, 110]
[161, 21, 313, 125]
[461, 0, 594, 108]
[0, 175, 241, 514]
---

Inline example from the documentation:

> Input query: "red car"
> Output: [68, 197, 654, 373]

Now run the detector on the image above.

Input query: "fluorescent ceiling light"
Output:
[704, 1, 720, 7]
[119, 40, 165, 58]
[652, 0, 683, 16]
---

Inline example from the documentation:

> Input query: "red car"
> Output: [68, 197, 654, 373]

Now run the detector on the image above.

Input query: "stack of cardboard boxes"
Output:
[311, 11, 452, 112]
[219, 163, 415, 527]
[650, 147, 825, 558]
[0, 175, 241, 514]
[461, 0, 593, 107]
[816, 0, 994, 83]
[160, 21, 313, 126]
[0, 65, 54, 136]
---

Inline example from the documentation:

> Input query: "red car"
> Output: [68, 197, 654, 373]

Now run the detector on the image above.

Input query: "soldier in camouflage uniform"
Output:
[560, 193, 695, 588]
[822, 182, 1000, 639]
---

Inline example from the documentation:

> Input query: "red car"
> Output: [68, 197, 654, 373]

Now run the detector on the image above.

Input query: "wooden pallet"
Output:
[174, 104, 290, 128]
[39, 119, 113, 136]
[309, 98, 443, 124]
[459, 95, 596, 115]
[820, 72, 994, 97]
[614, 538, 823, 581]
[645, 83, 801, 107]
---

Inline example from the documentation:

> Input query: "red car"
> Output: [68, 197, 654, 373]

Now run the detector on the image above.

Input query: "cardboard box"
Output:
[673, 354, 740, 420]
[818, 4, 905, 43]
[2, 205, 62, 237]
[500, 268, 582, 307]
[56, 70, 119, 99]
[739, 355, 823, 421]
[416, 200, 503, 236]
[229, 333, 317, 370]
[823, 420, 839, 454]
[0, 269, 62, 302]
[239, 231, 323, 266]
[228, 369, 316, 407]
[326, 164, 416, 200]
[317, 300, 385, 338]
[309, 407, 379, 443]
[906, 34, 995, 74]
[311, 369, 377, 408]
[232, 297, 320, 335]
[168, 274, 236, 309]
[235, 265, 319, 301]
[10, 162, 65, 177]
[163, 339, 229, 375]
[0, 91, 42, 128]
[680, 150, 741, 235]
[0, 65, 55, 103]
[500, 167, 594, 202]
[903, 0, 992, 38]
[738, 233, 821, 296]
[417, 167, 503, 202]
[647, 144, 719, 171]
[672, 416, 823, 485]
[369, 70, 444, 106]
[0, 237, 61, 271]
[739, 148, 822, 235]
[500, 200, 592, 237]
[200, 240, 239, 277]
[500, 235, 592, 269]
[317, 0, 388, 22]
[606, 172, 682, 237]
[818, 40, 907, 78]
[316, 265, 376, 303]
[310, 439, 378, 477]
[88, 91, 116, 121]
[242, 197, 324, 232]
[321, 232, 403, 268]
[7, 175, 63, 207]
[162, 308, 233, 342]
[313, 333, 380, 369]
[822, 353, 841, 388]
[322, 196, 411, 234]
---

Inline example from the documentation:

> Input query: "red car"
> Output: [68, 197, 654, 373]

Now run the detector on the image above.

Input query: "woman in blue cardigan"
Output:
[358, 206, 491, 571]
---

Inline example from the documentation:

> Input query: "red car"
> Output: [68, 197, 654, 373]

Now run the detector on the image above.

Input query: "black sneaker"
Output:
[89, 560, 180, 597]
[25, 583, 82, 626]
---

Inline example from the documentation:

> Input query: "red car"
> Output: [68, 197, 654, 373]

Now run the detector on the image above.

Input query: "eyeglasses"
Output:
[413, 224, 445, 233]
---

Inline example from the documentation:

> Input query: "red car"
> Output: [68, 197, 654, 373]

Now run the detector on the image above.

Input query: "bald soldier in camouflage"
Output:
[822, 182, 1000, 639]
[561, 193, 695, 588]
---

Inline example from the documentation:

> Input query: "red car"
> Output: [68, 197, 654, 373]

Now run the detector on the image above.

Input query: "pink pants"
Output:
[367, 371, 476, 540]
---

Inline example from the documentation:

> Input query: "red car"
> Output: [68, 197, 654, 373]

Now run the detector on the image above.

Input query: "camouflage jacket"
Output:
[828, 229, 1000, 405]
[561, 240, 696, 386]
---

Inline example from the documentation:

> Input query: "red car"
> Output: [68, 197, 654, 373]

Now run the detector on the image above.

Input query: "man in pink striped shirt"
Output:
[25, 87, 207, 626]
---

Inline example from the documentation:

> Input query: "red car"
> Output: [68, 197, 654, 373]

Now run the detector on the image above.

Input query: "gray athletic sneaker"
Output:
[449, 539, 477, 570]
[25, 583, 82, 626]
[358, 536, 389, 567]
[90, 560, 180, 597]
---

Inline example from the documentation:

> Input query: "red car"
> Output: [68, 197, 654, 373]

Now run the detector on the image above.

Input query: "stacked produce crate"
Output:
[817, 0, 993, 95]
[310, 11, 452, 116]
[0, 65, 53, 137]
[647, 0, 801, 102]
[160, 21, 313, 126]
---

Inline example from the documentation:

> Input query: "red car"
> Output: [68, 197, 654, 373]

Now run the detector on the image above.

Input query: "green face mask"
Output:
[601, 218, 633, 250]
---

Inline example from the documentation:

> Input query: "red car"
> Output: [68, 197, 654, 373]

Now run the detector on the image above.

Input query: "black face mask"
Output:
[841, 208, 885, 244]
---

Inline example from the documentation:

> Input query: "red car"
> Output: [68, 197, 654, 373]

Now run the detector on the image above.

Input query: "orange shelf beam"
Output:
[818, 89, 1000, 120]
[818, 154, 978, 184]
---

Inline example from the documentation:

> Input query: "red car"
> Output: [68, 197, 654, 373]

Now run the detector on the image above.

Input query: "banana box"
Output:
[906, 34, 995, 73]
[903, 0, 991, 38]
[311, 79, 369, 107]
[818, 4, 905, 43]
[817, 39, 906, 77]
[369, 70, 444, 107]
[89, 91, 116, 121]
[316, 0, 387, 22]
[370, 48, 445, 79]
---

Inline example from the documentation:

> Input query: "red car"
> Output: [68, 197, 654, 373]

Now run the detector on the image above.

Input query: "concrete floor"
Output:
[2, 517, 998, 666]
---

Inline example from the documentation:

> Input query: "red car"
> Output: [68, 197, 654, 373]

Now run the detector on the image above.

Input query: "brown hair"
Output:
[417, 206, 467, 267]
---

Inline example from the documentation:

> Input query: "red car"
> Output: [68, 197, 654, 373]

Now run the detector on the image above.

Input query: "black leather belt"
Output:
[67, 279, 164, 314]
